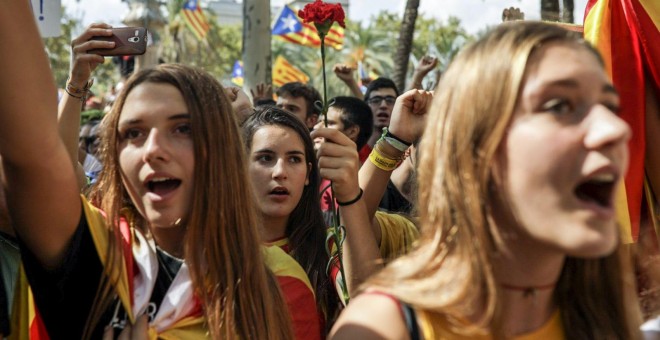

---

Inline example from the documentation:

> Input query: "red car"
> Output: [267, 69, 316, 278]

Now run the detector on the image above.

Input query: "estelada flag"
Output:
[181, 0, 210, 41]
[272, 55, 310, 87]
[584, 0, 659, 243]
[231, 60, 244, 87]
[272, 4, 344, 50]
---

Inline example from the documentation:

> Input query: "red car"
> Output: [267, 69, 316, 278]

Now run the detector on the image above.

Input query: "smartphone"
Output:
[89, 27, 148, 56]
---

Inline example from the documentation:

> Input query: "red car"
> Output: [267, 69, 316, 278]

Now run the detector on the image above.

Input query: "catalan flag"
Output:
[584, 0, 660, 243]
[272, 5, 344, 50]
[273, 55, 309, 87]
[231, 60, 244, 87]
[181, 0, 210, 41]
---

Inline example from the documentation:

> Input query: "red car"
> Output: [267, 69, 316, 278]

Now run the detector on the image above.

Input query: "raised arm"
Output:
[359, 90, 432, 220]
[333, 64, 364, 100]
[0, 1, 83, 269]
[407, 55, 438, 91]
[58, 23, 114, 189]
[312, 127, 380, 296]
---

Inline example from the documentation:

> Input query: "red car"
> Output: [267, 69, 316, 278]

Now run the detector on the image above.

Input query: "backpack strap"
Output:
[400, 301, 420, 340]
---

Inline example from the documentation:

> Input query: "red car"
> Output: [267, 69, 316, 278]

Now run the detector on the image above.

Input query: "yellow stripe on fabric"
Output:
[8, 266, 30, 340]
[149, 316, 207, 340]
[639, 0, 660, 28]
[645, 179, 659, 243]
[262, 245, 314, 293]
[584, 0, 613, 77]
[615, 182, 633, 244]
[375, 211, 419, 263]
[80, 195, 134, 322]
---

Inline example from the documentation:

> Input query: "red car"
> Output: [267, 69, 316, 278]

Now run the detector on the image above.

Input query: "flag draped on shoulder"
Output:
[181, 0, 210, 41]
[273, 55, 309, 87]
[583, 0, 659, 243]
[272, 4, 344, 50]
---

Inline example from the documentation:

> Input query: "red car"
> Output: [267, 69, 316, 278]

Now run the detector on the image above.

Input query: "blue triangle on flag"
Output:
[232, 60, 243, 78]
[183, 0, 199, 11]
[272, 5, 302, 35]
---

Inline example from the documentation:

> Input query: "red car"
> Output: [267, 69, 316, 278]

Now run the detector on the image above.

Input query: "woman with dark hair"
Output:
[0, 4, 293, 338]
[244, 105, 391, 336]
[243, 106, 356, 335]
[332, 21, 641, 339]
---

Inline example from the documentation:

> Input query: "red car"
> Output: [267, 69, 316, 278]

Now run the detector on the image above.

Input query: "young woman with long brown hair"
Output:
[0, 3, 293, 338]
[331, 21, 641, 339]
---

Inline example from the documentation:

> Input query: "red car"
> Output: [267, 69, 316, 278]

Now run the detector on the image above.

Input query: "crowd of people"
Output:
[0, 0, 658, 339]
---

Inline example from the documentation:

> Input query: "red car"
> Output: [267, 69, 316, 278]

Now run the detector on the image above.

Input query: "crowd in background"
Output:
[0, 1, 659, 339]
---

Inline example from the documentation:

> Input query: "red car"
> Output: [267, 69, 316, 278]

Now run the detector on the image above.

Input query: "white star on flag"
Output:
[280, 14, 299, 33]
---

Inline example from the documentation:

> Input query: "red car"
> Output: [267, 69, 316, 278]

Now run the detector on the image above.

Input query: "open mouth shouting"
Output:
[144, 175, 182, 201]
[573, 170, 618, 218]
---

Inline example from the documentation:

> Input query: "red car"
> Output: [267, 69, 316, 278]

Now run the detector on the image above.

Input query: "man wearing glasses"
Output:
[359, 78, 399, 161]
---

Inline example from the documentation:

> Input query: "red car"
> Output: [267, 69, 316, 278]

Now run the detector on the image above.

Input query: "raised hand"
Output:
[69, 23, 115, 88]
[311, 127, 360, 203]
[333, 63, 356, 83]
[388, 89, 433, 144]
[250, 82, 273, 103]
[414, 56, 438, 77]
[502, 7, 525, 22]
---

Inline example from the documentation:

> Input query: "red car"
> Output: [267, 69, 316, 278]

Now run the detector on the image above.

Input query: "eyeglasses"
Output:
[367, 96, 396, 106]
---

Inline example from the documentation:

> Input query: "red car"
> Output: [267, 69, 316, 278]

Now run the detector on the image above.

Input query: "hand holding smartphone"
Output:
[89, 27, 148, 56]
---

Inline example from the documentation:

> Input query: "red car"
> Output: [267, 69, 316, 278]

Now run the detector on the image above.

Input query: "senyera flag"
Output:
[272, 55, 310, 87]
[584, 0, 659, 243]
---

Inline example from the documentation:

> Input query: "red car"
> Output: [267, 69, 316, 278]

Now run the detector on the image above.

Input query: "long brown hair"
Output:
[88, 64, 293, 339]
[367, 22, 640, 339]
[242, 106, 341, 330]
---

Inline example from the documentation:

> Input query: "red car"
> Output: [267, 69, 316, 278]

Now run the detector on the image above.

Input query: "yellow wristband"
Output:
[369, 147, 399, 171]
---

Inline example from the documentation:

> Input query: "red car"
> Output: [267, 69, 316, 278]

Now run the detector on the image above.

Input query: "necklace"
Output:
[500, 282, 556, 299]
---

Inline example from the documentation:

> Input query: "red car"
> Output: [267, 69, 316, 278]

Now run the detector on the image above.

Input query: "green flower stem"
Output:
[320, 35, 328, 128]
[320, 30, 350, 304]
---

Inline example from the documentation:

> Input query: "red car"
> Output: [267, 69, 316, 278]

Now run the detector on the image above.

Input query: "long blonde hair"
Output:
[367, 22, 640, 339]
[88, 64, 293, 339]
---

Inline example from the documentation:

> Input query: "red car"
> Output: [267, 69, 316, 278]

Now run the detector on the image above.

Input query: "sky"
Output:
[62, 0, 590, 35]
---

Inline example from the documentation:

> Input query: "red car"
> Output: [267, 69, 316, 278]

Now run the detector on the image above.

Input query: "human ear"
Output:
[345, 125, 359, 143]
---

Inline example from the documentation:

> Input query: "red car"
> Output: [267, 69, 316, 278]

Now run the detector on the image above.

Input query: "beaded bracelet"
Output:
[337, 188, 363, 206]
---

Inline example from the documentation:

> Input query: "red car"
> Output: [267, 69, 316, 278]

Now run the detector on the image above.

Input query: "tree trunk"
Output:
[541, 0, 560, 22]
[243, 0, 271, 92]
[392, 0, 419, 93]
[562, 0, 574, 23]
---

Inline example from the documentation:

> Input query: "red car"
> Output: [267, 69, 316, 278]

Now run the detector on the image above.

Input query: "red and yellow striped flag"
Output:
[272, 5, 344, 50]
[584, 0, 660, 243]
[181, 0, 210, 41]
[272, 55, 310, 87]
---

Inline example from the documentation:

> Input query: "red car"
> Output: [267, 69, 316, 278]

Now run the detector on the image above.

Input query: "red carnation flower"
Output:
[298, 0, 346, 34]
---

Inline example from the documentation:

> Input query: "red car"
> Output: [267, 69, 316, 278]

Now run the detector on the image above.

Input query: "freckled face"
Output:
[494, 42, 631, 258]
[117, 82, 195, 231]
